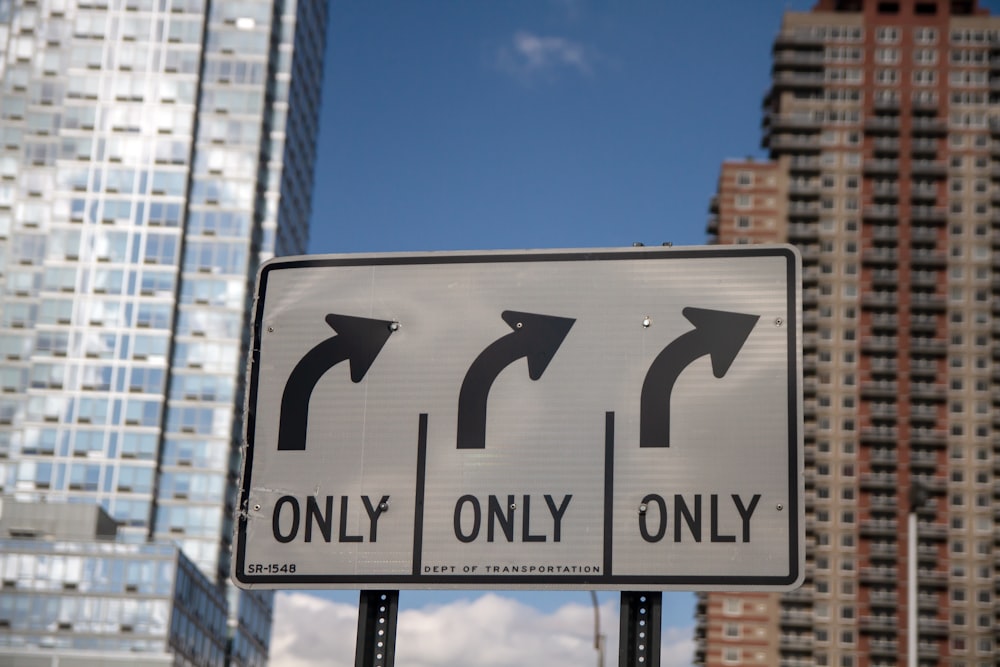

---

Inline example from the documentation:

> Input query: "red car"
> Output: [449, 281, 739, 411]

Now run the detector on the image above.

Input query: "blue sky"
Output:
[307, 0, 823, 256]
[283, 1, 996, 664]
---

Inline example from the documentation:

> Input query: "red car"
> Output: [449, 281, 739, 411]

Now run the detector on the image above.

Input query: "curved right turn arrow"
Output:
[640, 307, 759, 447]
[457, 310, 575, 449]
[277, 313, 395, 451]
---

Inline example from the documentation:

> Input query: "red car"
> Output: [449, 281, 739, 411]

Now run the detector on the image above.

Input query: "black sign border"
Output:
[234, 246, 802, 590]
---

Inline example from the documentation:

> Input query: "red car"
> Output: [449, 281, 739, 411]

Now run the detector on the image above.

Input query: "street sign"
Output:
[233, 246, 804, 591]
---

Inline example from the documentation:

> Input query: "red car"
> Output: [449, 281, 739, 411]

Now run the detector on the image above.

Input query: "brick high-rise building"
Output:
[698, 2, 999, 666]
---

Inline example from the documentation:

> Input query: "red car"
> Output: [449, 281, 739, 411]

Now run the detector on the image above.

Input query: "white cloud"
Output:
[495, 31, 595, 83]
[271, 592, 694, 667]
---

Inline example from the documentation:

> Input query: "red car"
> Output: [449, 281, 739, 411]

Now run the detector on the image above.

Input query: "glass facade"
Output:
[0, 534, 227, 665]
[0, 0, 327, 663]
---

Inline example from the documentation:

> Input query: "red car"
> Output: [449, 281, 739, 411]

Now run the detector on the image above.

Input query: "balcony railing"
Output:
[865, 117, 901, 134]
[910, 206, 948, 224]
[911, 118, 947, 135]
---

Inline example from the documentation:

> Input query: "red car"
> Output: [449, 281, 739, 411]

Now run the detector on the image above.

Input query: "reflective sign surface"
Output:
[234, 246, 803, 590]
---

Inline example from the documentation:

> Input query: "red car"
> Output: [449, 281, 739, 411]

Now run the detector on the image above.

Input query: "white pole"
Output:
[590, 591, 604, 667]
[907, 510, 917, 667]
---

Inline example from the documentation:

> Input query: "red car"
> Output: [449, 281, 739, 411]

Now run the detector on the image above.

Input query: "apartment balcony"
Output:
[860, 615, 899, 633]
[917, 544, 940, 566]
[910, 138, 938, 156]
[788, 202, 821, 220]
[910, 118, 947, 136]
[860, 519, 899, 537]
[802, 288, 818, 306]
[910, 204, 947, 222]
[779, 658, 815, 667]
[771, 71, 825, 92]
[910, 161, 948, 179]
[868, 542, 899, 561]
[869, 313, 899, 330]
[865, 117, 901, 135]
[868, 592, 899, 607]
[916, 591, 940, 610]
[862, 291, 898, 309]
[908, 360, 940, 379]
[861, 338, 898, 355]
[917, 642, 941, 660]
[910, 295, 946, 314]
[772, 50, 825, 69]
[871, 137, 900, 155]
[787, 223, 819, 242]
[788, 156, 820, 173]
[870, 225, 898, 242]
[863, 247, 899, 265]
[767, 114, 823, 132]
[779, 610, 814, 628]
[869, 494, 898, 512]
[868, 447, 898, 465]
[861, 427, 898, 445]
[779, 635, 815, 654]
[910, 96, 939, 114]
[859, 566, 898, 583]
[873, 97, 901, 113]
[917, 617, 949, 636]
[783, 584, 814, 603]
[915, 566, 948, 583]
[910, 249, 946, 267]
[860, 472, 898, 491]
[909, 226, 939, 243]
[864, 159, 900, 176]
[773, 31, 826, 49]
[910, 428, 947, 447]
[788, 181, 821, 198]
[767, 134, 822, 154]
[910, 184, 938, 201]
[863, 205, 899, 222]
[798, 246, 822, 265]
[910, 449, 940, 470]
[909, 406, 937, 427]
[869, 357, 898, 375]
[910, 382, 946, 401]
[870, 268, 898, 286]
[868, 639, 900, 658]
[872, 185, 899, 203]
[908, 270, 940, 288]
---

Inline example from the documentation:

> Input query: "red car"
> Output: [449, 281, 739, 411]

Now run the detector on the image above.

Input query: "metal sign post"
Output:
[355, 590, 398, 667]
[619, 592, 661, 667]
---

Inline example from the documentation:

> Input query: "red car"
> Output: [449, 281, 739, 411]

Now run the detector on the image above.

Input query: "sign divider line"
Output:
[412, 413, 428, 576]
[604, 411, 614, 578]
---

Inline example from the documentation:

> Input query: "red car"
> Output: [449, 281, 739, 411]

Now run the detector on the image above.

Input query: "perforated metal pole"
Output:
[355, 590, 398, 667]
[618, 591, 661, 667]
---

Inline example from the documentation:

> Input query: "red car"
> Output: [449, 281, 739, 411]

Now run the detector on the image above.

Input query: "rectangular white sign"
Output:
[233, 246, 804, 590]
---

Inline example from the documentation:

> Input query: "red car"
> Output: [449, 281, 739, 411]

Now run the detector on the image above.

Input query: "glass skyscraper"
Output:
[0, 0, 327, 663]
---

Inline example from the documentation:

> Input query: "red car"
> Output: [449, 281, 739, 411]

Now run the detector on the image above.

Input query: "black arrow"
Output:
[640, 307, 759, 447]
[457, 310, 575, 449]
[277, 314, 395, 451]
